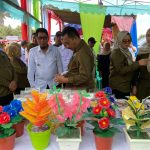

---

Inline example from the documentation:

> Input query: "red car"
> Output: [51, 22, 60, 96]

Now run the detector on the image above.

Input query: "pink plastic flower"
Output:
[71, 93, 80, 106]
[81, 97, 90, 112]
[75, 112, 83, 121]
[57, 115, 65, 123]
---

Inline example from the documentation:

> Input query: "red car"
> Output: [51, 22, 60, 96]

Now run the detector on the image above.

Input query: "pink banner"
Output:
[111, 16, 134, 32]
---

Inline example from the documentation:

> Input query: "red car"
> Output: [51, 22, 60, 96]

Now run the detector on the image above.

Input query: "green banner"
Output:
[79, 3, 106, 54]
[33, 0, 40, 20]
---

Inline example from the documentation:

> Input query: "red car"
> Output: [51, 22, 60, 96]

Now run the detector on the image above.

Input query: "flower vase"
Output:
[12, 120, 25, 137]
[0, 132, 16, 150]
[26, 123, 51, 150]
[57, 127, 81, 150]
[94, 134, 113, 150]
[123, 128, 150, 150]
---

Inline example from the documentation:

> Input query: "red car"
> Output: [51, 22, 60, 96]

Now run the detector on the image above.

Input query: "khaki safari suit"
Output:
[64, 40, 95, 90]
[0, 51, 16, 97]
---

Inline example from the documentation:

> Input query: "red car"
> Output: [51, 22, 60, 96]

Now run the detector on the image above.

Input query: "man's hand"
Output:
[9, 80, 17, 92]
[54, 74, 69, 83]
[138, 59, 149, 66]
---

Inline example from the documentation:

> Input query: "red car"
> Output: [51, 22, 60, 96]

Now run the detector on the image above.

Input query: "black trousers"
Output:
[112, 89, 130, 99]
[0, 93, 14, 106]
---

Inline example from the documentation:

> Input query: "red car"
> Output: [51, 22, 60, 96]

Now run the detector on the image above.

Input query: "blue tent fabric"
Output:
[130, 20, 138, 56]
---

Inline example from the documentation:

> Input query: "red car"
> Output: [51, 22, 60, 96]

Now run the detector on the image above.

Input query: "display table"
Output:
[14, 126, 129, 150]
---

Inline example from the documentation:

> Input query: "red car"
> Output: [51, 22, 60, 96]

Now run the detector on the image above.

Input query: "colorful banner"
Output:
[79, 4, 106, 54]
[33, 0, 40, 20]
[130, 19, 138, 55]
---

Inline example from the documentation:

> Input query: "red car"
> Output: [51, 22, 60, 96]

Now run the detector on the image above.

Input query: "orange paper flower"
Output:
[20, 91, 51, 126]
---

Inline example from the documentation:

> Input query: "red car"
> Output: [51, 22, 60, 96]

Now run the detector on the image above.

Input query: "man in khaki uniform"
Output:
[0, 51, 17, 106]
[54, 27, 95, 91]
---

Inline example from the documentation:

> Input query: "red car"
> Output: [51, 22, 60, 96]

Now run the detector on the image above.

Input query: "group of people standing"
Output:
[0, 26, 95, 106]
[0, 26, 149, 106]
[97, 30, 150, 100]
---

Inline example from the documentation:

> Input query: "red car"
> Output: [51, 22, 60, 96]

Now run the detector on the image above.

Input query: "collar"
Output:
[74, 39, 85, 52]
[38, 45, 51, 53]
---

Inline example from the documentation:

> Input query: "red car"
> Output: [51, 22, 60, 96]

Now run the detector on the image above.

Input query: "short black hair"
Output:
[32, 32, 36, 36]
[62, 27, 80, 38]
[21, 40, 28, 46]
[88, 37, 96, 44]
[36, 28, 48, 37]
[55, 31, 62, 37]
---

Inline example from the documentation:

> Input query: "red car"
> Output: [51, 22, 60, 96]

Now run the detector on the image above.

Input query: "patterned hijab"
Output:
[114, 31, 133, 65]
[139, 29, 150, 73]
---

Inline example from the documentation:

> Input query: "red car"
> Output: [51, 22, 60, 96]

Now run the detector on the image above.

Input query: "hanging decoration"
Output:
[79, 3, 106, 54]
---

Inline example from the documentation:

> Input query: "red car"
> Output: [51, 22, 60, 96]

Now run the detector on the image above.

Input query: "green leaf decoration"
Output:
[1, 123, 13, 129]
[93, 127, 114, 137]
[112, 105, 118, 110]
[56, 126, 80, 138]
[49, 89, 53, 94]
[110, 118, 125, 125]
[0, 128, 15, 138]
[53, 85, 57, 91]
[11, 115, 23, 124]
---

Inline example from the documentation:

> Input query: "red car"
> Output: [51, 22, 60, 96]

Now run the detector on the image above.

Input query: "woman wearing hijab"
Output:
[109, 31, 148, 99]
[97, 42, 111, 88]
[133, 29, 150, 100]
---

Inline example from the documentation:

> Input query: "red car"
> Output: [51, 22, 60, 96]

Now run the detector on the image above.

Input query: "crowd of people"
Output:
[0, 26, 149, 106]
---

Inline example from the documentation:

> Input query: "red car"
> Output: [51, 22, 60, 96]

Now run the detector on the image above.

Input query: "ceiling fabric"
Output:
[42, 0, 150, 15]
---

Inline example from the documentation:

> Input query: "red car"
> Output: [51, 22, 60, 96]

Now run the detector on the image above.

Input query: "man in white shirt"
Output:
[58, 44, 73, 72]
[28, 28, 63, 90]
[20, 40, 28, 65]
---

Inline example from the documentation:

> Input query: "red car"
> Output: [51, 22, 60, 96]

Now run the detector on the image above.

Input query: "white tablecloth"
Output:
[14, 126, 129, 150]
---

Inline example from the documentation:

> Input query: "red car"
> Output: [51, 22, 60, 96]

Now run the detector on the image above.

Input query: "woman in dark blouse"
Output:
[97, 42, 111, 88]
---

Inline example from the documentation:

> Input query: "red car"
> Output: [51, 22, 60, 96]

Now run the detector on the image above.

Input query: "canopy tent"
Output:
[42, 0, 150, 15]
[43, 0, 147, 53]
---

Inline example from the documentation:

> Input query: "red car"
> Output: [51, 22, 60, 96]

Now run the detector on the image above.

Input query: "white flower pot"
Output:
[123, 128, 150, 150]
[56, 128, 81, 150]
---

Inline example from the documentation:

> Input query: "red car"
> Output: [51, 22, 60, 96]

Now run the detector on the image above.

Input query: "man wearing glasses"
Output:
[28, 28, 63, 90]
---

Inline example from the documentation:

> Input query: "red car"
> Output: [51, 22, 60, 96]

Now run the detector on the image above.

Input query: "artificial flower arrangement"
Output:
[86, 87, 124, 137]
[3, 100, 23, 125]
[48, 87, 91, 138]
[20, 90, 52, 130]
[0, 106, 15, 138]
[20, 90, 53, 149]
[0, 99, 23, 138]
[122, 96, 150, 138]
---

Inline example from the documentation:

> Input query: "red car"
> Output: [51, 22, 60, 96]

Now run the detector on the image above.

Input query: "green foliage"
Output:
[127, 130, 150, 139]
[56, 126, 80, 138]
[0, 25, 21, 37]
[11, 115, 23, 124]
[0, 123, 15, 138]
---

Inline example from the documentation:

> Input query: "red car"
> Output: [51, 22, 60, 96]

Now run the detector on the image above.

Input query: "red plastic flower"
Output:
[107, 108, 116, 117]
[99, 98, 110, 108]
[95, 91, 106, 98]
[92, 106, 102, 115]
[98, 117, 110, 129]
[0, 106, 3, 112]
[0, 112, 10, 124]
